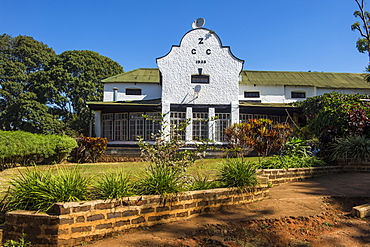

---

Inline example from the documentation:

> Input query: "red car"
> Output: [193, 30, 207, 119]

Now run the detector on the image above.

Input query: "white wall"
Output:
[103, 83, 162, 102]
[157, 28, 243, 105]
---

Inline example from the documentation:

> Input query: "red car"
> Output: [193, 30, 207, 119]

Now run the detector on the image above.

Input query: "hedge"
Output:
[0, 131, 77, 169]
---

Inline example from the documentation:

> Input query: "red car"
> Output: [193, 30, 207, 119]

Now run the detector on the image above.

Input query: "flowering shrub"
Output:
[225, 119, 293, 157]
[70, 136, 108, 163]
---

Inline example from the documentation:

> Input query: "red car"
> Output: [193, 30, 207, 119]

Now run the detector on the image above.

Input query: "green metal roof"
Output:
[87, 98, 161, 106]
[102, 68, 370, 89]
[239, 102, 296, 108]
[240, 70, 370, 89]
[102, 68, 160, 84]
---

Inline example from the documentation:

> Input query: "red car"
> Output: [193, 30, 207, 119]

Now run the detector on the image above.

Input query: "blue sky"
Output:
[1, 0, 368, 73]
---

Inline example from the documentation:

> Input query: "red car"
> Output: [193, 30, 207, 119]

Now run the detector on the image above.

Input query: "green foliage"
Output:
[220, 159, 259, 190]
[0, 131, 77, 169]
[294, 92, 370, 140]
[0, 34, 124, 135]
[0, 34, 62, 134]
[3, 234, 31, 247]
[43, 50, 124, 135]
[135, 164, 186, 196]
[8, 166, 90, 212]
[225, 119, 293, 157]
[352, 0, 370, 74]
[188, 171, 218, 191]
[138, 116, 209, 197]
[257, 155, 326, 169]
[329, 135, 370, 164]
[282, 137, 312, 157]
[70, 136, 108, 163]
[258, 137, 326, 169]
[92, 170, 133, 200]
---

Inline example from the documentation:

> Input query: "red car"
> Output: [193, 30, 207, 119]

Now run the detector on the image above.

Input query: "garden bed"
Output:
[4, 186, 269, 246]
[2, 166, 346, 247]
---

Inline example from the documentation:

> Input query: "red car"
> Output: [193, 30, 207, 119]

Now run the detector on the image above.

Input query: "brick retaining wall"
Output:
[257, 166, 343, 186]
[4, 187, 268, 246]
[2, 165, 350, 246]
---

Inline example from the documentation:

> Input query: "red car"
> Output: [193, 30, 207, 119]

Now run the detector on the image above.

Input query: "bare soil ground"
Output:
[87, 173, 370, 247]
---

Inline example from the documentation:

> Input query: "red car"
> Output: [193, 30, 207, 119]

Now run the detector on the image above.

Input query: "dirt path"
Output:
[87, 172, 370, 247]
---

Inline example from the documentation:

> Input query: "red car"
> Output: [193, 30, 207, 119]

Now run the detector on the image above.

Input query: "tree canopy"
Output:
[352, 0, 370, 78]
[0, 34, 124, 135]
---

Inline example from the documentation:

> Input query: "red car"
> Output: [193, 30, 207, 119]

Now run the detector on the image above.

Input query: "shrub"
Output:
[281, 137, 312, 157]
[8, 166, 90, 212]
[92, 170, 133, 200]
[329, 135, 370, 164]
[220, 159, 259, 190]
[138, 116, 209, 197]
[0, 131, 77, 169]
[135, 164, 186, 197]
[188, 172, 218, 191]
[70, 136, 108, 163]
[225, 119, 292, 158]
[258, 155, 326, 169]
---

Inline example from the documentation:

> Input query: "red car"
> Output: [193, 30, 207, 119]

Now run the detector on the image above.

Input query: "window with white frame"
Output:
[239, 113, 254, 123]
[270, 115, 281, 123]
[126, 88, 142, 95]
[114, 113, 128, 141]
[244, 91, 260, 98]
[291, 91, 306, 98]
[191, 75, 209, 84]
[129, 113, 144, 141]
[170, 112, 186, 140]
[102, 113, 113, 141]
[254, 114, 268, 119]
[193, 112, 209, 140]
[215, 113, 230, 142]
[144, 113, 161, 140]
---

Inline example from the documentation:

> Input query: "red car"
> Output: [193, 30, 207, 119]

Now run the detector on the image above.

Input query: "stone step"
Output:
[352, 203, 370, 218]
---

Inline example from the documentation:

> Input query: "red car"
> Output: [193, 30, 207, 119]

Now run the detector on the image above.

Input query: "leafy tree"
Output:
[42, 50, 124, 135]
[0, 34, 124, 135]
[0, 34, 62, 134]
[352, 0, 370, 79]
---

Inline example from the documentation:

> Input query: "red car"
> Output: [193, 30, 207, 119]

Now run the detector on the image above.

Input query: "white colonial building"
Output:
[88, 20, 370, 146]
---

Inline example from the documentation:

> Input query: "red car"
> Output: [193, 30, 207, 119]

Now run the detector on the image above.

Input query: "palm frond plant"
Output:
[220, 158, 259, 191]
[92, 170, 133, 200]
[8, 166, 90, 212]
[329, 135, 370, 164]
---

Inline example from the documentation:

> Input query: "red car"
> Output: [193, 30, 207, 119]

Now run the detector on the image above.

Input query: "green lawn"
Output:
[0, 157, 262, 197]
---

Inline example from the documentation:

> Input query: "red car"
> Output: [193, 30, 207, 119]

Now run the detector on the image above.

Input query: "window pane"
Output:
[240, 114, 253, 123]
[129, 113, 144, 140]
[291, 92, 306, 98]
[102, 113, 113, 141]
[193, 112, 208, 140]
[215, 113, 230, 142]
[244, 91, 260, 98]
[145, 113, 161, 140]
[170, 112, 186, 140]
[114, 113, 128, 141]
[191, 75, 209, 84]
[126, 88, 142, 95]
